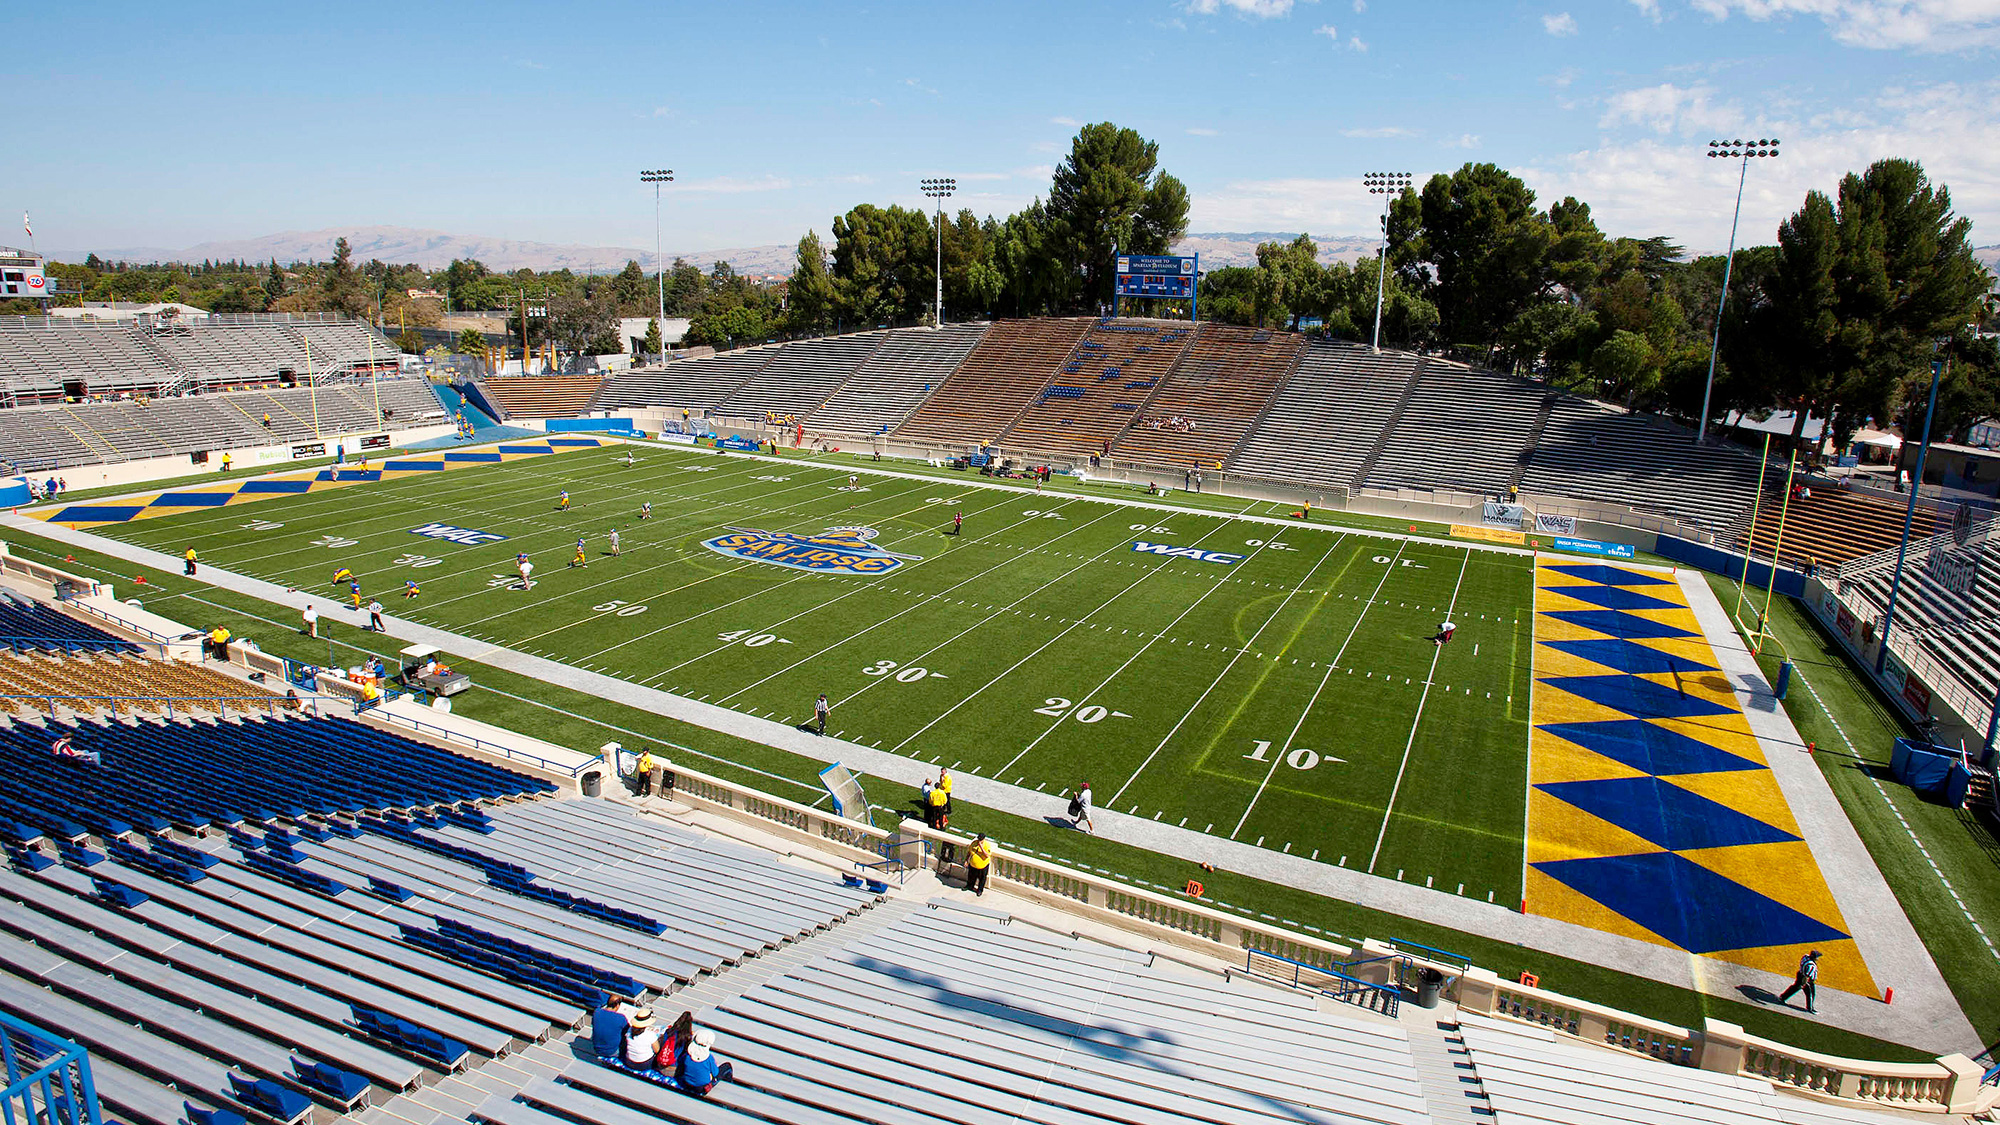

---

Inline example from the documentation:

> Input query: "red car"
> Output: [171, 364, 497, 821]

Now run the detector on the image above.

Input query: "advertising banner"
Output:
[1533, 512, 1577, 536]
[1549, 536, 1637, 559]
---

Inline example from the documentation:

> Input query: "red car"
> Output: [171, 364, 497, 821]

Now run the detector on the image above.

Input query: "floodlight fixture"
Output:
[1363, 172, 1412, 353]
[1695, 140, 1782, 445]
[920, 178, 956, 328]
[639, 169, 675, 359]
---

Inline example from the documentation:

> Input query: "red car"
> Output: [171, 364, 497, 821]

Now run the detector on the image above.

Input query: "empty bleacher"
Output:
[1521, 397, 1766, 532]
[0, 377, 445, 468]
[0, 651, 277, 715]
[717, 331, 888, 421]
[997, 318, 1195, 457]
[1230, 343, 1421, 492]
[893, 318, 1088, 446]
[591, 347, 781, 413]
[0, 592, 140, 655]
[1738, 485, 1946, 570]
[0, 319, 179, 399]
[808, 323, 988, 435]
[0, 315, 399, 406]
[1450, 1011, 1915, 1125]
[475, 377, 607, 421]
[1365, 360, 1550, 496]
[1112, 322, 1302, 469]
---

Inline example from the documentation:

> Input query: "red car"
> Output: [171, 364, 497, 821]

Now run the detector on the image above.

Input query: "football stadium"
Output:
[5, 5, 2000, 1125]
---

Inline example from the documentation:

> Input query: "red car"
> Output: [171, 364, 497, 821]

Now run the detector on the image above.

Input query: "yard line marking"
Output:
[714, 496, 1120, 703]
[1107, 532, 1349, 805]
[993, 531, 1291, 776]
[892, 500, 1264, 754]
[1367, 547, 1473, 874]
[1231, 539, 1408, 840]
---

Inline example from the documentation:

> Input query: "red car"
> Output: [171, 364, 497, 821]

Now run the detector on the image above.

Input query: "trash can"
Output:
[1415, 967, 1446, 1009]
[581, 770, 602, 798]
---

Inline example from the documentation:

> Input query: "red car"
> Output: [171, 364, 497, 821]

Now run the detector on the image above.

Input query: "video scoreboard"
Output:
[1114, 253, 1196, 299]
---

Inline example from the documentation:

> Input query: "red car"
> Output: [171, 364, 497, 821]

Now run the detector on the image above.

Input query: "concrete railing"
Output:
[649, 760, 1995, 1116]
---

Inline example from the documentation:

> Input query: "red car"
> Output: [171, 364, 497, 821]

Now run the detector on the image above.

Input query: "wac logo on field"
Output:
[409, 522, 509, 545]
[702, 526, 920, 575]
[1131, 540, 1244, 565]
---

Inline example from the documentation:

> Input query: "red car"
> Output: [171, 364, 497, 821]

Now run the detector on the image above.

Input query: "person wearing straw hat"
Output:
[622, 1007, 663, 1068]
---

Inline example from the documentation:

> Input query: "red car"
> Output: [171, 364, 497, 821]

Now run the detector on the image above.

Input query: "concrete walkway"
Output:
[3, 511, 1973, 1055]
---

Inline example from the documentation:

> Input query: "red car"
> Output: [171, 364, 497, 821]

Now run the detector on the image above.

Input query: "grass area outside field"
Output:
[1, 515, 1939, 1061]
[1704, 571, 2000, 1056]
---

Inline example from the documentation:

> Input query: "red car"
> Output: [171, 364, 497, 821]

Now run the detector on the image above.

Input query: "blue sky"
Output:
[9, 0, 2000, 258]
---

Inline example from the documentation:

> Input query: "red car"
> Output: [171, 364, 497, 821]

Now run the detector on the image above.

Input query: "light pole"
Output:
[1696, 138, 1779, 445]
[920, 177, 955, 328]
[1363, 173, 1410, 353]
[1875, 341, 1952, 678]
[640, 169, 674, 360]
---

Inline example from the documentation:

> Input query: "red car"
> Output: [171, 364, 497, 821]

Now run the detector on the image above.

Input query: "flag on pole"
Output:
[22, 212, 30, 238]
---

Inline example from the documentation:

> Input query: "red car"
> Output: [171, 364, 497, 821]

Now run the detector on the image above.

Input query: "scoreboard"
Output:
[1115, 253, 1196, 299]
[0, 252, 48, 301]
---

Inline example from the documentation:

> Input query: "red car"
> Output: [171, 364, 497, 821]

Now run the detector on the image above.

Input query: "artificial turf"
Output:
[70, 442, 1538, 904]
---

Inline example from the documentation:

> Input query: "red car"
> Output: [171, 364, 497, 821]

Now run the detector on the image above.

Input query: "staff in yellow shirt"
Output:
[965, 833, 992, 896]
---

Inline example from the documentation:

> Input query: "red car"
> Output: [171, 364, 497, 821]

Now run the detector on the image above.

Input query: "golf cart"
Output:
[396, 643, 470, 697]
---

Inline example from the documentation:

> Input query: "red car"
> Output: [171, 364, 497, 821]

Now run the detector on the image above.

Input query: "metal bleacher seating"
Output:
[1519, 396, 1767, 532]
[1112, 322, 1303, 470]
[591, 348, 781, 414]
[458, 898, 1433, 1125]
[1230, 342, 1421, 492]
[0, 377, 445, 469]
[1449, 1011, 1915, 1125]
[997, 318, 1197, 458]
[715, 331, 889, 421]
[0, 650, 282, 716]
[1738, 484, 1945, 571]
[474, 377, 607, 421]
[0, 316, 399, 408]
[0, 592, 140, 656]
[808, 323, 989, 436]
[893, 318, 1089, 446]
[1364, 359, 1550, 496]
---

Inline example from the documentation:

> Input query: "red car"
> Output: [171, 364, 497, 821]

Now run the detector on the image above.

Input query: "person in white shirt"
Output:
[622, 1007, 663, 1068]
[301, 604, 318, 638]
[1070, 781, 1094, 834]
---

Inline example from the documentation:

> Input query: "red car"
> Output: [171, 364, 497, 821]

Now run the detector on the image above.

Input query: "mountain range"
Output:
[43, 224, 2000, 282]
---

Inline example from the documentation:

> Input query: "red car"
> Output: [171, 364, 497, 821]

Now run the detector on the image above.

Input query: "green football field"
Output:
[98, 444, 1538, 901]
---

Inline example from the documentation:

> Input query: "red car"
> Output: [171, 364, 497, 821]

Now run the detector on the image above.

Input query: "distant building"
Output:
[618, 316, 690, 356]
[406, 288, 444, 300]
[47, 301, 208, 320]
[1969, 418, 1999, 449]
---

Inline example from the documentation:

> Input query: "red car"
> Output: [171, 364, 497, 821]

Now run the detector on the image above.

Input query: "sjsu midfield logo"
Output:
[701, 525, 921, 575]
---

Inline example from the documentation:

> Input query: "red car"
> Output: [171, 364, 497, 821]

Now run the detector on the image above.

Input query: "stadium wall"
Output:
[19, 420, 457, 494]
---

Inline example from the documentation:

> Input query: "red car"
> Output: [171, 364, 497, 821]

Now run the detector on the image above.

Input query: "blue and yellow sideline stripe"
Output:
[1525, 560, 1875, 997]
[25, 439, 604, 529]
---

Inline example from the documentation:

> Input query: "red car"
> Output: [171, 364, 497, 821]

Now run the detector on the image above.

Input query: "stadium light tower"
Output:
[1696, 138, 1779, 445]
[639, 169, 674, 359]
[1363, 173, 1411, 353]
[921, 177, 956, 328]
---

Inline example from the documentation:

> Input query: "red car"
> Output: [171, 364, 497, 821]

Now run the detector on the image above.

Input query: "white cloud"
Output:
[1599, 82, 1742, 134]
[1187, 126, 1221, 136]
[1185, 0, 1300, 17]
[1521, 79, 2000, 252]
[1543, 66, 1582, 87]
[1313, 23, 1340, 41]
[1190, 178, 1364, 229]
[1353, 0, 1367, 9]
[1350, 34, 1368, 49]
[1543, 11, 1580, 34]
[1661, 0, 2000, 52]
[1630, 0, 1662, 19]
[651, 105, 673, 118]
[1051, 116, 1082, 126]
[1339, 125, 1416, 137]
[1443, 133, 1482, 148]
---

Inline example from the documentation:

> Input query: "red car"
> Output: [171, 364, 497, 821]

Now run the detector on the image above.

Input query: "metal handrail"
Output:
[1246, 947, 1402, 1016]
[1389, 937, 1472, 969]
[0, 693, 319, 718]
[1, 1010, 101, 1125]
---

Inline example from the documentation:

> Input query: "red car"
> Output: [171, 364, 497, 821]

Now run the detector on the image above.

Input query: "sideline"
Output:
[2, 509, 1968, 1053]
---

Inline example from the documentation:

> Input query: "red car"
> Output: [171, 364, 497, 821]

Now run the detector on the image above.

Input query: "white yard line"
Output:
[1367, 547, 1473, 873]
[992, 533, 1292, 777]
[717, 496, 1121, 703]
[886, 500, 1265, 752]
[1107, 532, 1352, 807]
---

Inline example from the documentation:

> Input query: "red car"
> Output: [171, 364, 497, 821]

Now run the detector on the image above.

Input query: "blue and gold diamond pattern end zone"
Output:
[1525, 560, 1876, 997]
[26, 439, 603, 528]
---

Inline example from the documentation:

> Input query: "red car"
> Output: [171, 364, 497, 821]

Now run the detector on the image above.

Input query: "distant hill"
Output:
[1977, 245, 2000, 283]
[1170, 232, 1381, 269]
[49, 226, 798, 277]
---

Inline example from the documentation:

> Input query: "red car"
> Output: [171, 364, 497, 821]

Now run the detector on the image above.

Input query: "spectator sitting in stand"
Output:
[676, 1029, 735, 1095]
